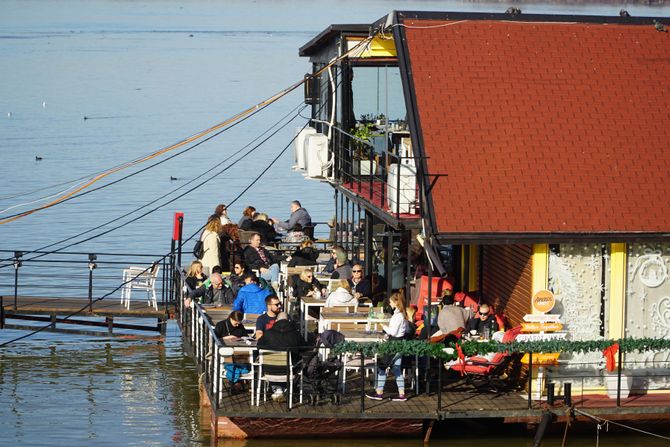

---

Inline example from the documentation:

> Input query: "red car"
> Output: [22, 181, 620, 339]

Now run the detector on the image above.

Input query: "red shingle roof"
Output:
[402, 18, 670, 236]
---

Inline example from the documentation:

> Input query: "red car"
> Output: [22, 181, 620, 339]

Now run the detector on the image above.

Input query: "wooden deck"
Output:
[1, 295, 174, 336]
[1, 295, 172, 317]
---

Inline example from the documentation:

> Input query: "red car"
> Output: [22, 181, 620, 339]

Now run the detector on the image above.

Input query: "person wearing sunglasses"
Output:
[465, 303, 499, 336]
[255, 294, 283, 340]
[347, 264, 371, 301]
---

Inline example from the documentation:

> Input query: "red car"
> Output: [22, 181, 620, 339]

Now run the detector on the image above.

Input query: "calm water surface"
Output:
[1, 1, 669, 445]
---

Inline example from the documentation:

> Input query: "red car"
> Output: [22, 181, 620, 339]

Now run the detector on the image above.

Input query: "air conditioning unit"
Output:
[387, 162, 417, 214]
[305, 133, 329, 178]
[294, 127, 316, 170]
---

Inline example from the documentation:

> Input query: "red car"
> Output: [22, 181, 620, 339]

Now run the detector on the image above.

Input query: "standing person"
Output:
[243, 232, 280, 286]
[367, 290, 410, 402]
[212, 204, 232, 226]
[200, 217, 222, 275]
[255, 294, 283, 339]
[239, 206, 256, 229]
[185, 260, 208, 291]
[273, 200, 312, 231]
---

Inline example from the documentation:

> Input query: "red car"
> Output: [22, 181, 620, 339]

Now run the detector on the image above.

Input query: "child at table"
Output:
[366, 289, 410, 402]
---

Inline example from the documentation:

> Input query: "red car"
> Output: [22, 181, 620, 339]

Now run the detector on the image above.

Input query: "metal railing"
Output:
[0, 249, 174, 311]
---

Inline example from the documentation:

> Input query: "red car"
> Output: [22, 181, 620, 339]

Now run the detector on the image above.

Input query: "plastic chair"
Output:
[255, 349, 303, 408]
[121, 263, 160, 310]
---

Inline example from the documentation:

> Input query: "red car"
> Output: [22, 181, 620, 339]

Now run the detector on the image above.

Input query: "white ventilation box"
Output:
[305, 133, 329, 178]
[387, 162, 417, 214]
[294, 127, 316, 170]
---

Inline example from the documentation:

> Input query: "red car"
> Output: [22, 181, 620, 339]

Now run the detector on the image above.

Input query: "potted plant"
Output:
[351, 122, 377, 176]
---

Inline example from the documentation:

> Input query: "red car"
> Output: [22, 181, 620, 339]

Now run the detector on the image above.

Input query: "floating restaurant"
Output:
[2, 9, 670, 443]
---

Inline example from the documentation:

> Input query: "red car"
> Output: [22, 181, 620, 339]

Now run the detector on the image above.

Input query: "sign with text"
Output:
[532, 289, 555, 314]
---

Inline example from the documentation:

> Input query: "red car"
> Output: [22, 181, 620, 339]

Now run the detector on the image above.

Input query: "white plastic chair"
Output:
[121, 264, 160, 310]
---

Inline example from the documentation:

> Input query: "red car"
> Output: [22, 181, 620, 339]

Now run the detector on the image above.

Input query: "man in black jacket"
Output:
[189, 273, 233, 306]
[243, 232, 280, 286]
[257, 312, 305, 402]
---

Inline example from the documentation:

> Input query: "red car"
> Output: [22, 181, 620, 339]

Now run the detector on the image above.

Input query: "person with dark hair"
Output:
[437, 290, 473, 335]
[465, 303, 498, 336]
[257, 311, 304, 402]
[232, 273, 271, 315]
[214, 310, 247, 339]
[212, 203, 232, 226]
[228, 261, 247, 296]
[239, 206, 256, 229]
[255, 294, 282, 339]
[273, 200, 311, 231]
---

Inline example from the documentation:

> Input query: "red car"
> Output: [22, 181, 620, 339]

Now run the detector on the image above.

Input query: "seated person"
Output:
[232, 273, 271, 315]
[288, 239, 319, 267]
[249, 213, 277, 243]
[257, 311, 305, 402]
[273, 200, 312, 232]
[290, 268, 323, 299]
[185, 260, 208, 291]
[214, 310, 248, 340]
[330, 247, 352, 280]
[228, 261, 248, 297]
[465, 303, 499, 336]
[190, 272, 234, 306]
[323, 245, 342, 273]
[437, 292, 473, 335]
[255, 294, 282, 339]
[243, 232, 280, 285]
[348, 264, 371, 300]
[325, 279, 357, 307]
[238, 206, 256, 229]
[282, 223, 306, 243]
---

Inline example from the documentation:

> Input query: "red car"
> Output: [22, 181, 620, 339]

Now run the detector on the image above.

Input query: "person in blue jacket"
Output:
[232, 273, 271, 314]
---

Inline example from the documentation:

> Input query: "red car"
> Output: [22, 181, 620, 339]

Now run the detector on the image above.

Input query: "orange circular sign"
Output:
[532, 290, 555, 313]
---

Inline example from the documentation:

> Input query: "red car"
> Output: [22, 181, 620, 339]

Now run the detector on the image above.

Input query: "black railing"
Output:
[0, 249, 174, 309]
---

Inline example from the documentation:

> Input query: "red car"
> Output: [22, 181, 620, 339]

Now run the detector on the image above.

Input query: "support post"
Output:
[106, 316, 113, 335]
[0, 295, 4, 329]
[360, 350, 365, 413]
[13, 251, 22, 310]
[88, 253, 97, 312]
[616, 346, 623, 407]
[528, 352, 533, 409]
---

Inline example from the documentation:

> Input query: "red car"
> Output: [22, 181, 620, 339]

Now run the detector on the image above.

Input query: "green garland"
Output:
[332, 337, 670, 362]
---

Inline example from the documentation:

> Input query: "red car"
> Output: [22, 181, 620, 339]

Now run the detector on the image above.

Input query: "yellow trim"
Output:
[609, 243, 627, 339]
[531, 244, 549, 314]
[469, 245, 478, 291]
[346, 36, 397, 58]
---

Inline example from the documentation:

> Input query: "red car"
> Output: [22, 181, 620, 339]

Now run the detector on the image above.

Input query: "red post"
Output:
[173, 212, 184, 241]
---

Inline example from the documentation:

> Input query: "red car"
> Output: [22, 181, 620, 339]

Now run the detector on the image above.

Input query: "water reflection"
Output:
[0, 323, 206, 446]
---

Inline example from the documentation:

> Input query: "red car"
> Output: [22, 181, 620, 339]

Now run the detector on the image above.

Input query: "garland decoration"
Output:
[331, 337, 670, 363]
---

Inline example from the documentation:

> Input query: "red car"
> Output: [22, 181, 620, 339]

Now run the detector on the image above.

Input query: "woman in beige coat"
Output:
[199, 217, 222, 275]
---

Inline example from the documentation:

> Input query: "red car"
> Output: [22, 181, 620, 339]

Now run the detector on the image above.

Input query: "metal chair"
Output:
[121, 263, 160, 310]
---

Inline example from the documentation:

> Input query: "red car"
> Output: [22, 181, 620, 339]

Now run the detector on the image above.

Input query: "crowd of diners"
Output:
[183, 201, 505, 403]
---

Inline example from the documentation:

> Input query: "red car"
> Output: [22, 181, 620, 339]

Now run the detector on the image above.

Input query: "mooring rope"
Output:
[573, 408, 670, 442]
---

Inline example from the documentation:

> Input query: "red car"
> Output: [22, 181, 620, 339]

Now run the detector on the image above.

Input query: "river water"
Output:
[1, 1, 669, 446]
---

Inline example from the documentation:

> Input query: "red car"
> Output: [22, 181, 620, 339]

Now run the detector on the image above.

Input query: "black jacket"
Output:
[249, 220, 277, 243]
[214, 317, 248, 339]
[288, 246, 319, 267]
[289, 275, 323, 299]
[257, 319, 305, 370]
[243, 245, 277, 270]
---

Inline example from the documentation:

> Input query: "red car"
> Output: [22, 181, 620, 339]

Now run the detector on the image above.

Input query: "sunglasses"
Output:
[352, 270, 362, 273]
[480, 311, 489, 316]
